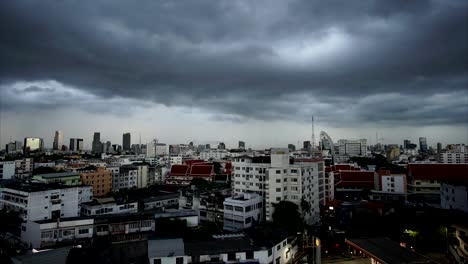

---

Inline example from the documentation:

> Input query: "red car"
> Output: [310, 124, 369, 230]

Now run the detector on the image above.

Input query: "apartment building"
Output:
[370, 169, 407, 202]
[338, 139, 367, 157]
[0, 161, 16, 180]
[232, 149, 323, 224]
[81, 197, 138, 216]
[441, 152, 468, 164]
[441, 182, 468, 212]
[0, 182, 93, 221]
[79, 166, 113, 197]
[113, 165, 138, 191]
[223, 193, 263, 231]
[200, 149, 229, 161]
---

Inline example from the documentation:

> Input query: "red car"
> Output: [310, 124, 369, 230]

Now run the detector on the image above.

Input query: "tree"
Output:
[272, 201, 303, 234]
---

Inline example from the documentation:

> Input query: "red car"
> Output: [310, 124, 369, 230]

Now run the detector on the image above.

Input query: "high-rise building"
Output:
[123, 133, 131, 151]
[303, 141, 311, 150]
[53, 130, 63, 150]
[419, 137, 428, 153]
[238, 141, 245, 150]
[288, 144, 296, 152]
[218, 142, 226, 150]
[320, 131, 334, 151]
[338, 139, 367, 157]
[23, 137, 44, 154]
[69, 138, 83, 151]
[231, 149, 323, 224]
[92, 132, 101, 153]
[5, 141, 22, 154]
[437, 142, 442, 154]
[205, 144, 211, 150]
[105, 141, 112, 153]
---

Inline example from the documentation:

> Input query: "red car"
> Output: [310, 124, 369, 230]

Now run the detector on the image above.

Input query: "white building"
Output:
[21, 217, 94, 248]
[156, 143, 169, 156]
[223, 193, 263, 231]
[338, 139, 367, 157]
[441, 182, 468, 212]
[142, 192, 179, 210]
[15, 158, 34, 178]
[232, 149, 323, 224]
[441, 152, 468, 164]
[0, 161, 16, 180]
[200, 149, 229, 161]
[0, 182, 93, 221]
[170, 155, 183, 165]
[80, 197, 138, 216]
[370, 169, 407, 202]
[135, 164, 149, 188]
[148, 234, 297, 264]
[113, 165, 137, 190]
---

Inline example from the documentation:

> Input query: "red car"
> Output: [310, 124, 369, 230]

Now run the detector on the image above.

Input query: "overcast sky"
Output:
[0, 0, 467, 149]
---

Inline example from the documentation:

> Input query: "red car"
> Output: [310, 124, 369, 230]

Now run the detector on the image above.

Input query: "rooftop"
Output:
[2, 181, 91, 192]
[34, 172, 80, 179]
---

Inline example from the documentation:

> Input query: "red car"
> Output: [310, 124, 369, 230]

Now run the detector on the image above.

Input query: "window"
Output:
[78, 228, 89, 234]
[283, 241, 287, 247]
[153, 259, 162, 264]
[277, 244, 281, 250]
[235, 206, 243, 212]
[276, 170, 281, 174]
[176, 257, 183, 264]
[276, 257, 281, 264]
[276, 188, 281, 192]
[268, 248, 272, 256]
[276, 179, 281, 183]
[276, 197, 281, 201]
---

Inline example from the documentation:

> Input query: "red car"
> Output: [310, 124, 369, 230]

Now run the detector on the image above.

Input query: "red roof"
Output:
[408, 164, 468, 181]
[169, 164, 189, 175]
[190, 165, 215, 176]
[335, 170, 375, 188]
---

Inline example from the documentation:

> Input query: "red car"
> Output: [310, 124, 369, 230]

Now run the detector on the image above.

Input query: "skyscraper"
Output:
[69, 138, 77, 151]
[218, 142, 226, 150]
[92, 132, 101, 153]
[419, 137, 428, 153]
[123, 133, 131, 151]
[53, 130, 63, 150]
[238, 141, 245, 150]
[303, 141, 311, 150]
[23, 137, 43, 154]
[77, 139, 84, 151]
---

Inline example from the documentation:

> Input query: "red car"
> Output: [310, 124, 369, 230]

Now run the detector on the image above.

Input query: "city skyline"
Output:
[0, 0, 467, 148]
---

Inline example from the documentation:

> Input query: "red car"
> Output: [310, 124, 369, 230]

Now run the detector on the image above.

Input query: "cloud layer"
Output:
[0, 0, 467, 145]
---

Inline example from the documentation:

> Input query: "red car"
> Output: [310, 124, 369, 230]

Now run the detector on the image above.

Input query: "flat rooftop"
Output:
[1, 181, 90, 192]
[34, 172, 80, 178]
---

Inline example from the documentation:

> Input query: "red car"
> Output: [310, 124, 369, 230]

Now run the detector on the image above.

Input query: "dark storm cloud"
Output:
[0, 0, 466, 126]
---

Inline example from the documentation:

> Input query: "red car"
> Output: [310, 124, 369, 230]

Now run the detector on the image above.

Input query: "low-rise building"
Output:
[407, 164, 468, 204]
[141, 192, 179, 211]
[0, 161, 16, 180]
[370, 169, 407, 202]
[32, 172, 82, 186]
[113, 165, 138, 191]
[223, 193, 263, 231]
[441, 152, 468, 164]
[200, 149, 229, 161]
[0, 182, 93, 221]
[21, 217, 94, 248]
[81, 197, 138, 216]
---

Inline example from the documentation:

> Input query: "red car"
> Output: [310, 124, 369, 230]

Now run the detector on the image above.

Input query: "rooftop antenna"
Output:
[311, 115, 315, 152]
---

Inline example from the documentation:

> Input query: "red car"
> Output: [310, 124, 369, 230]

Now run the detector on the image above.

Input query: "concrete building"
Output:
[200, 149, 229, 161]
[123, 133, 131, 151]
[32, 172, 82, 186]
[0, 161, 16, 180]
[170, 155, 183, 165]
[338, 139, 367, 157]
[148, 233, 297, 264]
[238, 141, 246, 150]
[223, 193, 263, 231]
[21, 217, 94, 248]
[113, 165, 138, 190]
[419, 137, 428, 153]
[80, 197, 138, 216]
[6, 141, 23, 154]
[142, 192, 179, 210]
[303, 141, 311, 150]
[218, 142, 226, 150]
[79, 166, 113, 197]
[23, 137, 43, 154]
[69, 138, 84, 152]
[441, 182, 467, 212]
[53, 130, 63, 151]
[135, 163, 149, 188]
[15, 158, 34, 179]
[370, 169, 407, 202]
[92, 132, 101, 154]
[407, 163, 468, 204]
[287, 144, 296, 152]
[0, 182, 93, 221]
[441, 152, 468, 164]
[232, 149, 323, 224]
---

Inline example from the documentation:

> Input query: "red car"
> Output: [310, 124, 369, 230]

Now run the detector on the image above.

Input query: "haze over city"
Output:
[1, 0, 467, 148]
